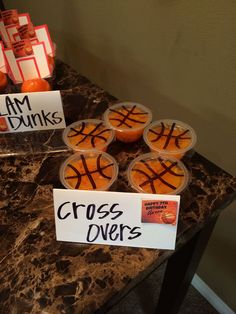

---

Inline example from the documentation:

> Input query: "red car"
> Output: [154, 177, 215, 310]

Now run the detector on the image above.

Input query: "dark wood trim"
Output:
[155, 215, 218, 314]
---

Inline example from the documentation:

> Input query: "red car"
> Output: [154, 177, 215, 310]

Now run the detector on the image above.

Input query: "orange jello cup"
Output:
[127, 153, 189, 195]
[103, 102, 152, 143]
[62, 119, 115, 152]
[143, 119, 197, 159]
[60, 151, 118, 191]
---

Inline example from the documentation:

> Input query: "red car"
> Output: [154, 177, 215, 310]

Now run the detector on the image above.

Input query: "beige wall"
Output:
[7, 0, 236, 310]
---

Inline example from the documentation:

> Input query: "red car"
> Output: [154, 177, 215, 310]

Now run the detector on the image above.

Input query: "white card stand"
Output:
[53, 190, 180, 250]
[18, 13, 30, 26]
[35, 25, 55, 57]
[31, 43, 51, 77]
[0, 13, 30, 45]
[17, 58, 40, 81]
[4, 42, 51, 83]
[6, 25, 20, 42]
[0, 91, 66, 133]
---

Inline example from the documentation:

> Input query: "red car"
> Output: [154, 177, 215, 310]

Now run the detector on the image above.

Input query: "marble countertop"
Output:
[0, 60, 235, 314]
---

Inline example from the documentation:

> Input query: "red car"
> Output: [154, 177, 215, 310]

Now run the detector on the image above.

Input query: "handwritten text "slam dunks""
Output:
[0, 95, 63, 131]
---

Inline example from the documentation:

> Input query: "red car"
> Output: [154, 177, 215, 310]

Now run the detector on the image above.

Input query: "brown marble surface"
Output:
[0, 60, 235, 314]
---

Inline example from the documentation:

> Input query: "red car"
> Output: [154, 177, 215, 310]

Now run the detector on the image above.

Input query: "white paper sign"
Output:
[19, 13, 31, 26]
[4, 42, 51, 84]
[0, 91, 66, 133]
[0, 13, 30, 45]
[35, 25, 55, 57]
[6, 24, 20, 42]
[53, 189, 180, 250]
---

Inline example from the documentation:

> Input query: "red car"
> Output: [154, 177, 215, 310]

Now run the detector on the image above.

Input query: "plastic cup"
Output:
[103, 102, 152, 143]
[62, 119, 115, 152]
[127, 152, 189, 195]
[60, 150, 118, 191]
[143, 119, 197, 159]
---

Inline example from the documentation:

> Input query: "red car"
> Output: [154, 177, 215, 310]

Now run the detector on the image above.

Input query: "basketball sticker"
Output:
[141, 200, 178, 225]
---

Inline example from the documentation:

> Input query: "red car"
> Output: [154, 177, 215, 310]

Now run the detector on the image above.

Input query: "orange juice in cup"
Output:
[103, 102, 152, 142]
[62, 119, 115, 152]
[127, 153, 189, 195]
[60, 151, 118, 191]
[143, 119, 197, 159]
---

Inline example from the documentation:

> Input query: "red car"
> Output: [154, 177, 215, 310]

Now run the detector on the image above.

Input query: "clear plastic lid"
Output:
[143, 119, 197, 156]
[60, 150, 119, 191]
[127, 152, 189, 195]
[103, 102, 152, 132]
[62, 119, 115, 152]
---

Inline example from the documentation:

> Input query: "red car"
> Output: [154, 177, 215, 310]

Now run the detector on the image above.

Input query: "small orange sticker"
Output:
[141, 200, 178, 225]
[0, 117, 9, 132]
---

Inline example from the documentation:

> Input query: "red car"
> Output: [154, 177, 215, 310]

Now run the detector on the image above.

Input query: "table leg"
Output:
[155, 215, 218, 314]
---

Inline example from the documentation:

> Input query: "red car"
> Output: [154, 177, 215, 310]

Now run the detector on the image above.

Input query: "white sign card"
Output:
[0, 13, 30, 45]
[5, 24, 19, 42]
[4, 42, 51, 83]
[53, 189, 181, 250]
[19, 13, 31, 26]
[0, 91, 66, 133]
[35, 25, 55, 57]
